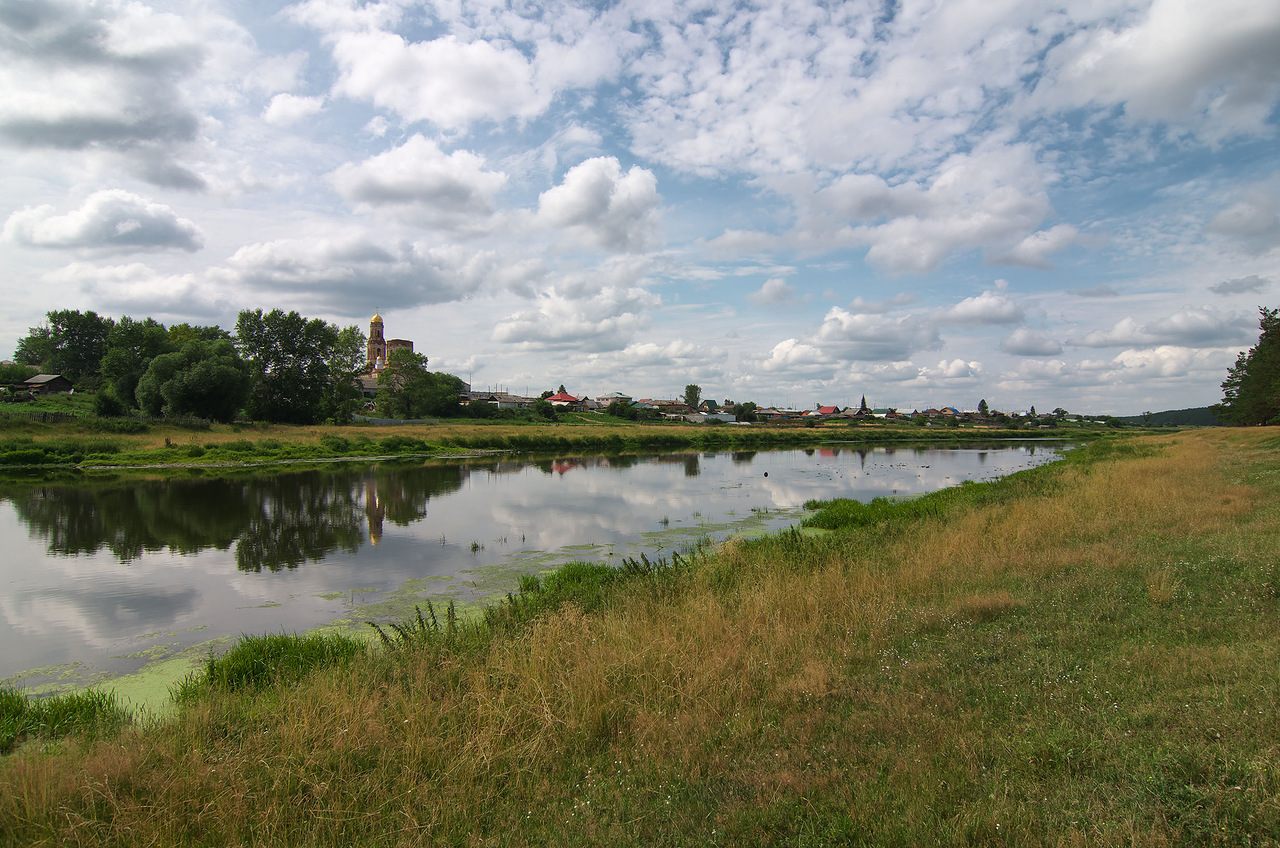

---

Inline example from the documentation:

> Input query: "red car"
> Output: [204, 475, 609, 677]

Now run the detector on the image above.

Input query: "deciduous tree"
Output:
[683, 383, 702, 410]
[235, 309, 340, 425]
[135, 340, 250, 423]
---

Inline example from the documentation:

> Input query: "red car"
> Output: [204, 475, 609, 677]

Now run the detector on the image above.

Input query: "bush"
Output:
[92, 391, 127, 418]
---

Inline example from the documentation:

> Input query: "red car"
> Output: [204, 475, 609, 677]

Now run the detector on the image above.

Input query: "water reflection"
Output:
[5, 465, 469, 572]
[0, 444, 1068, 686]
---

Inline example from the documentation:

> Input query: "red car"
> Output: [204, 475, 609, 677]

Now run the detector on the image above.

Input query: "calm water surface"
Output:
[0, 443, 1066, 689]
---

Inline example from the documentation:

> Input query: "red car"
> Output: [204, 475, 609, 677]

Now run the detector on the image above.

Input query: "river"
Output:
[0, 442, 1067, 697]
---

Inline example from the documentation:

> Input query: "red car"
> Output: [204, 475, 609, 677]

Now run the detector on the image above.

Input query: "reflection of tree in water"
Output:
[2, 463, 468, 573]
[7, 478, 250, 561]
[234, 472, 364, 572]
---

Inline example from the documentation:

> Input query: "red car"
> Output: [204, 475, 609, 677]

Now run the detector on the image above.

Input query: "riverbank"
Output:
[0, 410, 1139, 470]
[3, 428, 1276, 845]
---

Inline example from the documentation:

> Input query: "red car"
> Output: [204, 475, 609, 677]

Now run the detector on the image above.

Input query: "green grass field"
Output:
[1, 428, 1276, 845]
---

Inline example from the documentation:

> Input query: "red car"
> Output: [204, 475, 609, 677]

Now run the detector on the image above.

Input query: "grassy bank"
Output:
[2, 429, 1277, 845]
[0, 409, 1134, 469]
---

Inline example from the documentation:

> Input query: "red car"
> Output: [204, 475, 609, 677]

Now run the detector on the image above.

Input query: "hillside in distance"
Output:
[1117, 406, 1221, 426]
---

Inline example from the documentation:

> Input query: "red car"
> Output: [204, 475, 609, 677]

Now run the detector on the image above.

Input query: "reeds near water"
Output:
[2, 429, 1278, 845]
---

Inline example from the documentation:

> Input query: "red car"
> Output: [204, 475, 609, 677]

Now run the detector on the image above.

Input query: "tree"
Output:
[100, 316, 175, 408]
[14, 309, 115, 385]
[683, 383, 702, 410]
[1029, 405, 1037, 418]
[235, 309, 341, 425]
[376, 349, 463, 419]
[978, 398, 989, 415]
[325, 325, 367, 423]
[730, 401, 758, 422]
[135, 340, 251, 423]
[1217, 307, 1280, 426]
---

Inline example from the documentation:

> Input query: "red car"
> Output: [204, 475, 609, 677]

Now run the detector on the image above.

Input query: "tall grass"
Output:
[1, 429, 1277, 845]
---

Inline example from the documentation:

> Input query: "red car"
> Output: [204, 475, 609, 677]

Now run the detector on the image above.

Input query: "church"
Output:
[360, 313, 420, 399]
[365, 312, 416, 372]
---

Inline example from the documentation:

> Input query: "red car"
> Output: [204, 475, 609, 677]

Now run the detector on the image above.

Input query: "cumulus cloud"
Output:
[1075, 308, 1255, 348]
[0, 0, 250, 188]
[816, 145, 1053, 274]
[332, 135, 508, 230]
[936, 286, 1024, 326]
[916, 359, 982, 380]
[328, 31, 545, 130]
[226, 234, 496, 311]
[1034, 0, 1280, 140]
[45, 261, 216, 318]
[4, 190, 203, 252]
[991, 224, 1081, 269]
[1001, 328, 1064, 356]
[748, 278, 795, 306]
[262, 93, 325, 125]
[1209, 275, 1270, 295]
[537, 157, 661, 253]
[757, 338, 834, 377]
[491, 285, 661, 351]
[814, 307, 942, 361]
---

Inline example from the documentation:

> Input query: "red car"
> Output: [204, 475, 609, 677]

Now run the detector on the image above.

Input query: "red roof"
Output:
[546, 392, 579, 403]
[816, 406, 838, 415]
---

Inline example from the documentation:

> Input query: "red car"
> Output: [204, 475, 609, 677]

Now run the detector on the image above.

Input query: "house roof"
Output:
[546, 392, 579, 403]
[24, 374, 67, 385]
[816, 405, 838, 415]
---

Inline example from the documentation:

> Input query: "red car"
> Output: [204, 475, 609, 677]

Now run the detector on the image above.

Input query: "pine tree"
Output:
[1217, 307, 1280, 425]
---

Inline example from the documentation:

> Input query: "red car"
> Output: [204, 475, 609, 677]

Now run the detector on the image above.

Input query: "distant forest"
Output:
[1116, 407, 1221, 427]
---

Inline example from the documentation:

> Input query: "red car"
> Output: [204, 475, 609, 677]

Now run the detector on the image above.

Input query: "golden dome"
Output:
[372, 312, 383, 323]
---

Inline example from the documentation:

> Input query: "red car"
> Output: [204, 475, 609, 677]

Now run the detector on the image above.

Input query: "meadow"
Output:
[1, 428, 1276, 845]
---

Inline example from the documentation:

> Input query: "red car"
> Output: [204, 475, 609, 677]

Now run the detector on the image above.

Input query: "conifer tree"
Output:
[1217, 307, 1280, 425]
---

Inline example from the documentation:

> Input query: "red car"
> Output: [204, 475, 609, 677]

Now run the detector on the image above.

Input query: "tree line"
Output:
[6, 309, 470, 425]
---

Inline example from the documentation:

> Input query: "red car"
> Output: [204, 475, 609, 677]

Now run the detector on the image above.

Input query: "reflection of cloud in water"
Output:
[0, 445, 1066, 682]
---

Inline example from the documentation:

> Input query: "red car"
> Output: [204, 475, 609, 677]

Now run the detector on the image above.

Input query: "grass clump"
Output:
[175, 632, 368, 701]
[0, 687, 132, 754]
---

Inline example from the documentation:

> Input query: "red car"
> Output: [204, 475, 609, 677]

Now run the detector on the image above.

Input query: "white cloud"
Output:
[262, 93, 325, 125]
[810, 145, 1053, 274]
[45, 261, 216, 318]
[757, 338, 833, 376]
[991, 224, 1081, 269]
[490, 285, 661, 351]
[226, 234, 496, 311]
[536, 157, 661, 253]
[332, 135, 508, 230]
[328, 31, 547, 130]
[1205, 190, 1280, 254]
[4, 190, 203, 252]
[915, 359, 982, 381]
[748, 278, 795, 306]
[815, 307, 942, 361]
[936, 287, 1023, 326]
[1076, 308, 1255, 348]
[0, 0, 252, 188]
[1034, 0, 1280, 140]
[1001, 327, 1064, 356]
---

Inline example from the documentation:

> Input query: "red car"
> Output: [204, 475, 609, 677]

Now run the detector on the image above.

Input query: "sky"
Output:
[1, 0, 1278, 415]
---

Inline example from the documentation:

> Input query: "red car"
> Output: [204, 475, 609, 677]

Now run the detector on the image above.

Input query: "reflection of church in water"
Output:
[365, 478, 385, 546]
